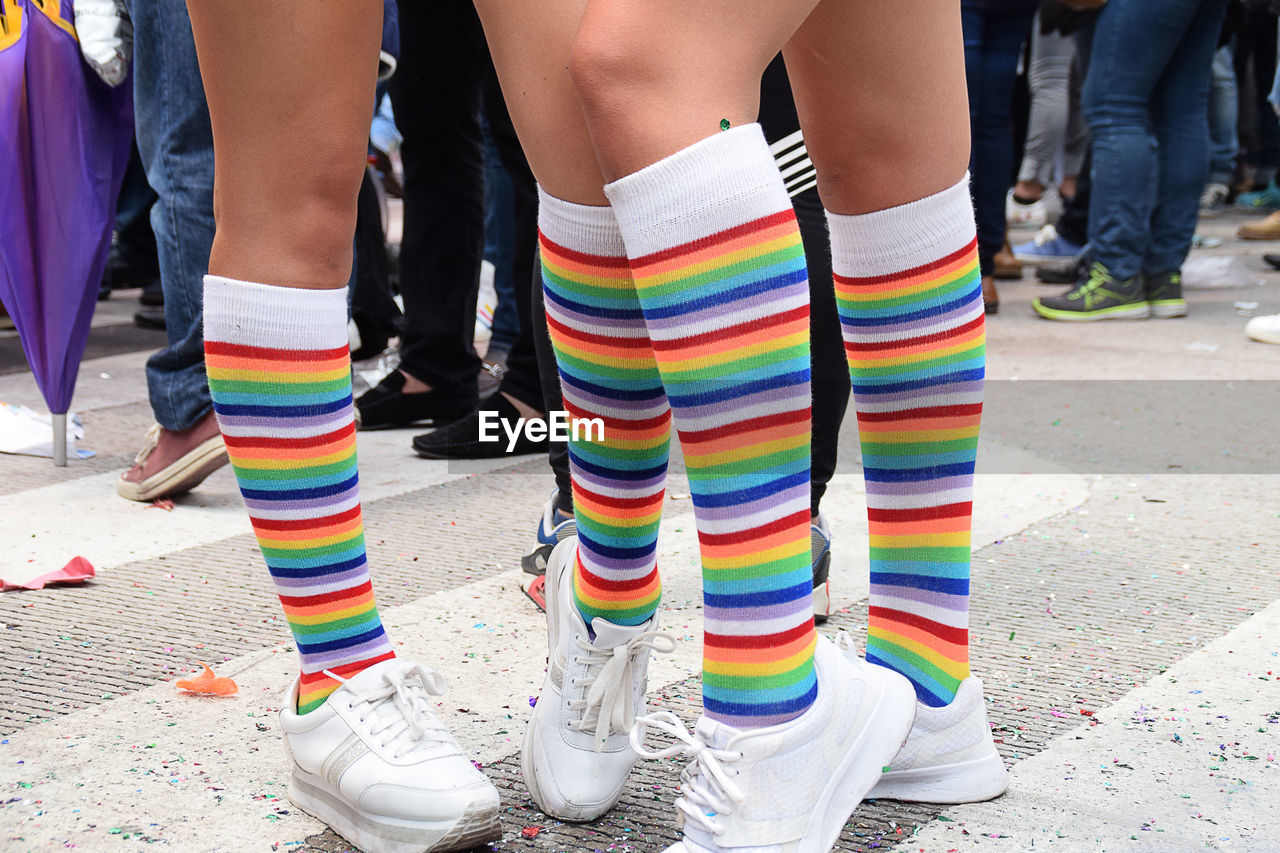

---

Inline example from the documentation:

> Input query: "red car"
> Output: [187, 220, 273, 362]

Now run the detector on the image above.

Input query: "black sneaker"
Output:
[1143, 271, 1187, 319]
[354, 371, 477, 429]
[1032, 262, 1150, 321]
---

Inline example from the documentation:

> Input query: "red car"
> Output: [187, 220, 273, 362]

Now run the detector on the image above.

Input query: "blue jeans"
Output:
[126, 0, 216, 431]
[482, 117, 520, 355]
[1082, 0, 1229, 280]
[1209, 44, 1239, 186]
[961, 5, 1035, 275]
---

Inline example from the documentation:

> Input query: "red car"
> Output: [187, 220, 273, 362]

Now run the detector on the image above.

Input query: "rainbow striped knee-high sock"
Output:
[607, 125, 816, 729]
[204, 276, 396, 714]
[538, 189, 672, 629]
[828, 177, 983, 707]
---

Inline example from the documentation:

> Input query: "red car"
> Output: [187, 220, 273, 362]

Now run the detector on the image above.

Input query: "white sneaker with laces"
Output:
[522, 536, 675, 821]
[865, 675, 1008, 804]
[280, 659, 501, 853]
[631, 634, 916, 853]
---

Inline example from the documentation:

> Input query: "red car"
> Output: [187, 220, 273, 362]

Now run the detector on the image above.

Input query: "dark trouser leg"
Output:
[351, 168, 403, 353]
[485, 67, 545, 412]
[390, 0, 487, 399]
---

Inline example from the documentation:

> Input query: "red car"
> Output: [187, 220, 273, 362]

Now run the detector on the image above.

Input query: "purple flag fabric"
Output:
[0, 0, 133, 414]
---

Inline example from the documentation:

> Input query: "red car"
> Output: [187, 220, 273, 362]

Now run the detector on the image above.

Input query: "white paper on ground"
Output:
[1182, 254, 1265, 289]
[0, 401, 94, 459]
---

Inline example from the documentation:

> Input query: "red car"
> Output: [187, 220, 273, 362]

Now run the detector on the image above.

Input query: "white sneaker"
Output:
[632, 634, 916, 853]
[280, 660, 501, 853]
[522, 536, 675, 821]
[865, 675, 1009, 804]
[1005, 188, 1058, 228]
[1245, 314, 1280, 345]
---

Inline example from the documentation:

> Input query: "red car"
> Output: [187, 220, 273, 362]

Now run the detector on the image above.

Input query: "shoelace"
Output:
[834, 630, 860, 657]
[325, 664, 454, 760]
[1067, 263, 1114, 305]
[566, 629, 676, 751]
[630, 710, 744, 839]
[132, 423, 163, 467]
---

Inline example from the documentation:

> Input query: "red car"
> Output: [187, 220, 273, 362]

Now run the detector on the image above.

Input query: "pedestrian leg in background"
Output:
[185, 2, 501, 850]
[1143, 0, 1230, 316]
[960, 2, 1036, 314]
[410, 63, 550, 461]
[117, 0, 228, 503]
[1010, 14, 1076, 225]
[1201, 43, 1238, 216]
[1035, 0, 1229, 322]
[356, 0, 488, 431]
[349, 166, 403, 361]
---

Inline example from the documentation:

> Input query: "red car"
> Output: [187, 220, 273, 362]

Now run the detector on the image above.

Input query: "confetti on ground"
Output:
[175, 662, 239, 696]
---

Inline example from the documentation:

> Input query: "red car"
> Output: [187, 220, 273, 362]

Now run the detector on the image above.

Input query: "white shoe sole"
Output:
[801, 665, 917, 853]
[1246, 325, 1280, 345]
[289, 769, 500, 853]
[867, 749, 1009, 804]
[1150, 301, 1188, 319]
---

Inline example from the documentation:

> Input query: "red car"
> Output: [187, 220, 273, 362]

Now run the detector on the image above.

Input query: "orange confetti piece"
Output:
[175, 662, 238, 696]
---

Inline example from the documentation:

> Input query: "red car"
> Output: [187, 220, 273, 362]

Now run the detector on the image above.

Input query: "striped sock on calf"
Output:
[606, 125, 817, 729]
[204, 276, 395, 714]
[538, 190, 671, 629]
[828, 177, 983, 707]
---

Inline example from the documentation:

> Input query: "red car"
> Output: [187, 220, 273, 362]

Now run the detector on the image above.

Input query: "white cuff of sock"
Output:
[603, 124, 792, 258]
[826, 175, 976, 277]
[203, 275, 349, 350]
[536, 187, 627, 257]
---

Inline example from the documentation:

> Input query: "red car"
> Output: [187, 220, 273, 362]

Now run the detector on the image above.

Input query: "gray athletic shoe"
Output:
[1144, 271, 1187, 318]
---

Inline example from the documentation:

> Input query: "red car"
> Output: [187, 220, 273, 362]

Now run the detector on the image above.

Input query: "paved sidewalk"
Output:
[1, 213, 1279, 852]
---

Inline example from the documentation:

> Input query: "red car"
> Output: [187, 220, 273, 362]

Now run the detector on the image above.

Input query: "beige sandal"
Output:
[117, 423, 229, 502]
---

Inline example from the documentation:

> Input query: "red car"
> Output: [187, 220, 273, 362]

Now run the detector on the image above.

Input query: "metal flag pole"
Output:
[52, 412, 67, 467]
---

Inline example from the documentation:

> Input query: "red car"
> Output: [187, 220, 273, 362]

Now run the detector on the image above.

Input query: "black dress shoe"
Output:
[1263, 254, 1280, 271]
[134, 306, 167, 330]
[354, 370, 477, 430]
[412, 394, 545, 459]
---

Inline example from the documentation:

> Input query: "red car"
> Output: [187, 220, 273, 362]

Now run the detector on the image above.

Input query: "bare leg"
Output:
[184, 4, 504, 846]
[569, 0, 819, 179]
[473, 0, 607, 203]
[187, 0, 381, 289]
[783, 0, 970, 213]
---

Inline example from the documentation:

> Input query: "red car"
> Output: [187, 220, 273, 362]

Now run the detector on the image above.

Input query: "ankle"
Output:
[399, 370, 433, 394]
[1013, 181, 1043, 203]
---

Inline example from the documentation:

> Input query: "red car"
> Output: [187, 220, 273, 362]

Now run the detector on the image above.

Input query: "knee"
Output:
[568, 25, 656, 123]
[217, 135, 363, 283]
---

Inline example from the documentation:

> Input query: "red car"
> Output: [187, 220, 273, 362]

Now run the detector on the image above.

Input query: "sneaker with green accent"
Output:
[1236, 180, 1280, 210]
[1144, 271, 1187, 318]
[1032, 262, 1151, 321]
